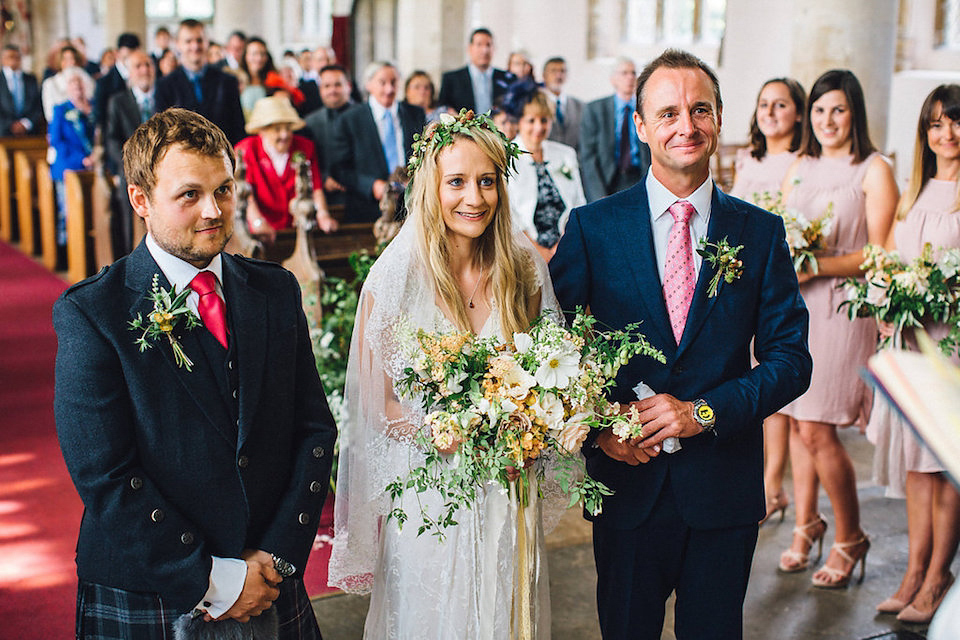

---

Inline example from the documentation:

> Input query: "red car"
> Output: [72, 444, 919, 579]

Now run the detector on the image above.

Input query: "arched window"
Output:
[623, 0, 726, 45]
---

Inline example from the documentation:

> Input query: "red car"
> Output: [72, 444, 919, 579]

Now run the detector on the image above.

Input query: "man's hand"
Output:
[10, 121, 27, 135]
[324, 176, 345, 192]
[627, 394, 701, 449]
[372, 179, 389, 201]
[315, 210, 339, 233]
[212, 551, 281, 622]
[595, 429, 659, 465]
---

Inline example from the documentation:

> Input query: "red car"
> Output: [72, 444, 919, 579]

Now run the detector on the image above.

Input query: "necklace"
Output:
[466, 268, 485, 309]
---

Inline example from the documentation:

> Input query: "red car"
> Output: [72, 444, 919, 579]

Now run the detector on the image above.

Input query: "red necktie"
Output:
[190, 271, 228, 349]
[663, 200, 696, 344]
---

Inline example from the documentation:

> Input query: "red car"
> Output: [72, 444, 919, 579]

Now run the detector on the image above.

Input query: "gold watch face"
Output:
[696, 403, 715, 423]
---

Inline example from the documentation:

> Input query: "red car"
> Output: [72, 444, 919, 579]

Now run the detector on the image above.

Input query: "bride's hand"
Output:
[505, 458, 534, 481]
[435, 435, 461, 455]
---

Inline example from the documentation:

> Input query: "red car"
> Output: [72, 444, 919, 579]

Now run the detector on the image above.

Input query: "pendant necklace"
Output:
[467, 268, 485, 309]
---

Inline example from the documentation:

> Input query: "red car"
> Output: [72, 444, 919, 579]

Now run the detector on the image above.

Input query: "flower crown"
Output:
[406, 108, 524, 177]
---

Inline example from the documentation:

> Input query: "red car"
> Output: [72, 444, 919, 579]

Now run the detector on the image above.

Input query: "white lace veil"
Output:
[326, 198, 565, 595]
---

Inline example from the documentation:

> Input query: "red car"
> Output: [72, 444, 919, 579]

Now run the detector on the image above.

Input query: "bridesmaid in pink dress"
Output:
[778, 70, 899, 588]
[868, 84, 960, 624]
[729, 77, 805, 525]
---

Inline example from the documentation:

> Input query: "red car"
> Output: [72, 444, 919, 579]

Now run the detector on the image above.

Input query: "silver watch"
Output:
[692, 398, 716, 434]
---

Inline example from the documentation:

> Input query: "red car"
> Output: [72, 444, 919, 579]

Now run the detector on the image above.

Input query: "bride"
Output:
[327, 111, 565, 638]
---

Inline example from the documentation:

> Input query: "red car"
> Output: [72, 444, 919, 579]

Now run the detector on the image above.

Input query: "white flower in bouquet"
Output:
[865, 278, 890, 308]
[501, 357, 537, 399]
[938, 248, 960, 279]
[442, 370, 469, 395]
[893, 267, 930, 297]
[535, 348, 580, 389]
[534, 391, 565, 431]
[555, 412, 591, 453]
[513, 331, 533, 354]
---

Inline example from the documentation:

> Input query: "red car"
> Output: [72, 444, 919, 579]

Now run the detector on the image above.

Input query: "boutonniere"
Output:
[697, 237, 744, 298]
[558, 164, 574, 180]
[129, 273, 201, 371]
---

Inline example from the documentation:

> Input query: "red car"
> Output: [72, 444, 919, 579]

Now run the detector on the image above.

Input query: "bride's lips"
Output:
[457, 210, 487, 220]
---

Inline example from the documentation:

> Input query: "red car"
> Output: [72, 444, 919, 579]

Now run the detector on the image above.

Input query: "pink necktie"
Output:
[190, 271, 228, 349]
[663, 200, 696, 344]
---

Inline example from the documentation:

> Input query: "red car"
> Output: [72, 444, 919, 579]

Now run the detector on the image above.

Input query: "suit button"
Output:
[673, 363, 684, 374]
[237, 455, 249, 469]
[312, 446, 324, 458]
[130, 477, 143, 490]
[150, 509, 164, 523]
[309, 481, 322, 493]
[232, 389, 238, 399]
[298, 512, 310, 525]
[180, 532, 195, 545]
[228, 360, 234, 370]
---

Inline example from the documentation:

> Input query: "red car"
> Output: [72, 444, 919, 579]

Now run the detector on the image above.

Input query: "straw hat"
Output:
[245, 95, 305, 134]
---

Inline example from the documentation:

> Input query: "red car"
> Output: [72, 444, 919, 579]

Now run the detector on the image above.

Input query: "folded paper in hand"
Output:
[633, 381, 681, 454]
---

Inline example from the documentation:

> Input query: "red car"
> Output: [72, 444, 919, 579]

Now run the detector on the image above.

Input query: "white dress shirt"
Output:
[144, 234, 244, 618]
[646, 171, 713, 282]
[467, 63, 493, 114]
[368, 96, 404, 172]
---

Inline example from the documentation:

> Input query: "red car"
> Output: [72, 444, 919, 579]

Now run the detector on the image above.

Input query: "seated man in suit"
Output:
[106, 49, 157, 257]
[156, 19, 245, 145]
[0, 45, 43, 136]
[54, 107, 337, 639]
[303, 64, 354, 208]
[437, 28, 511, 114]
[543, 57, 584, 151]
[579, 57, 651, 202]
[550, 49, 811, 640]
[330, 61, 424, 223]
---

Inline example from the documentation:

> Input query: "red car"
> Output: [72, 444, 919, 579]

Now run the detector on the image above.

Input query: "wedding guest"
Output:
[491, 106, 519, 142]
[543, 57, 584, 151]
[779, 69, 899, 588]
[868, 84, 960, 624]
[150, 26, 171, 66]
[239, 37, 276, 120]
[303, 64, 354, 207]
[157, 49, 178, 76]
[550, 48, 811, 640]
[235, 95, 337, 241]
[221, 30, 246, 71]
[403, 70, 442, 122]
[49, 68, 94, 254]
[505, 87, 585, 263]
[329, 111, 564, 638]
[729, 77, 806, 525]
[93, 32, 140, 133]
[506, 50, 535, 82]
[41, 45, 95, 124]
[437, 28, 511, 114]
[0, 45, 44, 136]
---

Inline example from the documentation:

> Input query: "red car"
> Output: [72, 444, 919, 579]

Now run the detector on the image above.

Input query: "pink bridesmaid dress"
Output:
[728, 148, 797, 204]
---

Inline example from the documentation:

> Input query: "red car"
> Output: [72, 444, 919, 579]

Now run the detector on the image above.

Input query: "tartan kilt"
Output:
[76, 578, 322, 640]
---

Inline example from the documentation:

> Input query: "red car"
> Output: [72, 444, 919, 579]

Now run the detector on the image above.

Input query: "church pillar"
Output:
[789, 0, 899, 149]
[396, 0, 465, 85]
[102, 0, 147, 48]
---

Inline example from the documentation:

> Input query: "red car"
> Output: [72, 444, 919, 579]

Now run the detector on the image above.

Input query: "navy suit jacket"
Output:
[550, 181, 811, 530]
[579, 95, 651, 202]
[0, 69, 43, 134]
[155, 66, 246, 144]
[437, 66, 512, 113]
[93, 65, 127, 131]
[329, 101, 424, 222]
[54, 243, 337, 612]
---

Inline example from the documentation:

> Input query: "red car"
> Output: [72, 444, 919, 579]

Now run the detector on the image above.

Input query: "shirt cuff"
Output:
[195, 556, 247, 619]
[18, 117, 32, 131]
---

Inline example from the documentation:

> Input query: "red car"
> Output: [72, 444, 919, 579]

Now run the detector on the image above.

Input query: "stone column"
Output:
[789, 0, 898, 149]
[102, 0, 146, 50]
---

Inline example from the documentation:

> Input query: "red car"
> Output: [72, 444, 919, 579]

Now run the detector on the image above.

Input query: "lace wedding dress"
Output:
[328, 219, 565, 639]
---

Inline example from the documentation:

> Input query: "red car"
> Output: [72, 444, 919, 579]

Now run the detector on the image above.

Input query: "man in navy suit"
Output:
[437, 28, 511, 114]
[155, 19, 245, 145]
[54, 109, 336, 639]
[329, 61, 424, 222]
[0, 45, 43, 135]
[93, 32, 140, 136]
[550, 50, 812, 640]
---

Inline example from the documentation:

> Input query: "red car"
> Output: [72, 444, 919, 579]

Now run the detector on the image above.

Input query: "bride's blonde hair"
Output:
[405, 122, 536, 338]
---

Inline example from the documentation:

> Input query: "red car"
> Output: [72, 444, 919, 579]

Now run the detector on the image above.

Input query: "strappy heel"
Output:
[760, 490, 790, 525]
[811, 534, 870, 588]
[778, 513, 827, 573]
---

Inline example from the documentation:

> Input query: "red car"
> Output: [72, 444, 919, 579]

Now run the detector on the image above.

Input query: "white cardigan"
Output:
[507, 138, 586, 247]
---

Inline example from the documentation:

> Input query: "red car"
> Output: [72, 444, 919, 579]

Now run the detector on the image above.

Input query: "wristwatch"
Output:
[692, 398, 716, 434]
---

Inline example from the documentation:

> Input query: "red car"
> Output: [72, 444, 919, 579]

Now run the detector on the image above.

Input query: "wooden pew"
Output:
[14, 148, 48, 256]
[64, 169, 96, 284]
[35, 159, 59, 271]
[261, 222, 378, 280]
[0, 136, 47, 243]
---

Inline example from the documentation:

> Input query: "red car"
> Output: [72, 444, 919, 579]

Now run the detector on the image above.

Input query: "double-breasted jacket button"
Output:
[237, 455, 249, 469]
[228, 360, 234, 370]
[232, 389, 238, 399]
[298, 512, 310, 525]
[180, 532, 195, 545]
[312, 446, 324, 458]
[130, 477, 143, 490]
[309, 481, 322, 493]
[150, 509, 164, 523]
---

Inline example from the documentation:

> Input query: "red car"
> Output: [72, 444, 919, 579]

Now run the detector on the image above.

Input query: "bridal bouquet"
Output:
[839, 243, 960, 355]
[754, 191, 834, 274]
[386, 309, 665, 538]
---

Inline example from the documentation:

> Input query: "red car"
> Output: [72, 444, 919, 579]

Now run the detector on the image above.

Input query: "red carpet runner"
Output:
[0, 242, 336, 639]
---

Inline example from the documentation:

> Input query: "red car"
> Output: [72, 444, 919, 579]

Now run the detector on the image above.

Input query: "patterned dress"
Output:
[532, 162, 567, 249]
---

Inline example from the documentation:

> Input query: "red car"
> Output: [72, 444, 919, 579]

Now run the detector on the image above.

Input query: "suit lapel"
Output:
[361, 104, 389, 176]
[124, 244, 236, 444]
[677, 190, 747, 355]
[614, 183, 675, 349]
[221, 255, 267, 447]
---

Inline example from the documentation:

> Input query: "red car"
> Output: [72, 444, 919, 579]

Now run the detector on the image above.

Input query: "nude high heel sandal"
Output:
[778, 514, 827, 573]
[811, 534, 870, 588]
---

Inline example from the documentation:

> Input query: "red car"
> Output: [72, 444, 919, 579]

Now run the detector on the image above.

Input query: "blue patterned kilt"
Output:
[76, 579, 322, 640]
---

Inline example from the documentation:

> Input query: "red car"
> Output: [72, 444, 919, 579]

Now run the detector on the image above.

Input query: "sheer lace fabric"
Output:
[328, 219, 565, 638]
